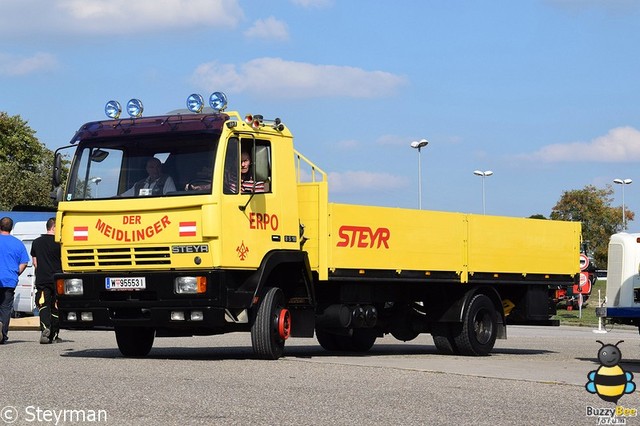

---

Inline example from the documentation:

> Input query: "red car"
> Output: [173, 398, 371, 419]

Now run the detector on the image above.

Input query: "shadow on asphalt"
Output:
[59, 342, 553, 361]
[575, 357, 640, 372]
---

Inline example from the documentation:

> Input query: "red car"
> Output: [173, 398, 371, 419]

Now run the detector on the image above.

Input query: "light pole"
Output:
[410, 139, 429, 209]
[613, 178, 632, 230]
[90, 176, 102, 198]
[473, 170, 493, 214]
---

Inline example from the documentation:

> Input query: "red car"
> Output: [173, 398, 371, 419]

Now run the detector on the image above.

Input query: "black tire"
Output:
[115, 327, 155, 357]
[453, 294, 497, 356]
[431, 323, 460, 355]
[251, 287, 287, 360]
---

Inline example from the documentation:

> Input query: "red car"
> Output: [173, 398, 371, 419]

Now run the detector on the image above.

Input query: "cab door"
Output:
[218, 135, 282, 268]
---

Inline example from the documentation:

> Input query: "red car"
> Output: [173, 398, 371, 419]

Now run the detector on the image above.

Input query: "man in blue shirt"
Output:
[0, 217, 30, 343]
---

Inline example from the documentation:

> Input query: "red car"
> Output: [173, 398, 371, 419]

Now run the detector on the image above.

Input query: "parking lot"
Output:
[2, 321, 639, 425]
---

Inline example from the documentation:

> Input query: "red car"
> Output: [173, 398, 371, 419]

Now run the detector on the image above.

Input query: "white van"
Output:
[11, 221, 47, 316]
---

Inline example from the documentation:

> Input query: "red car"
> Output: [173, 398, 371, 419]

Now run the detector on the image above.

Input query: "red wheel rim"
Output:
[278, 309, 291, 340]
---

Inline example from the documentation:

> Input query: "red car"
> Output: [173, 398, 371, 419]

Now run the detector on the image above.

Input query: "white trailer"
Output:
[596, 233, 640, 328]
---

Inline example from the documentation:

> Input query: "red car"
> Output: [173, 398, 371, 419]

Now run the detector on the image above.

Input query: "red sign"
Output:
[580, 254, 589, 271]
[574, 272, 592, 295]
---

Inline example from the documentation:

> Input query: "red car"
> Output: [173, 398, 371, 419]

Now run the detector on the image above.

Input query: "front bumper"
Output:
[57, 270, 238, 332]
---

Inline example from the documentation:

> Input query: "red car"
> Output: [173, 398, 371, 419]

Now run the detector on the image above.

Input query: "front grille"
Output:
[66, 246, 171, 268]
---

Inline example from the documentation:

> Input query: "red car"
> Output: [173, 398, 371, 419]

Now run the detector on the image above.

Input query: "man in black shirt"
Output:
[30, 217, 62, 344]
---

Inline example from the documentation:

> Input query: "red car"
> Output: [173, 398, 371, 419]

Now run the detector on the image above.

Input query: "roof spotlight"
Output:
[126, 99, 144, 118]
[186, 93, 204, 113]
[105, 100, 122, 119]
[209, 91, 228, 112]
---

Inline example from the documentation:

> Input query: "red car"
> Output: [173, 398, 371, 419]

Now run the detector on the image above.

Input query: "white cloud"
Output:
[335, 139, 361, 151]
[0, 0, 243, 35]
[376, 135, 406, 147]
[290, 0, 333, 8]
[521, 126, 640, 162]
[0, 52, 59, 76]
[191, 57, 406, 99]
[329, 171, 408, 193]
[244, 17, 289, 41]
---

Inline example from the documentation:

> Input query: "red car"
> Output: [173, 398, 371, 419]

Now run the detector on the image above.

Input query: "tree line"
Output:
[0, 112, 632, 267]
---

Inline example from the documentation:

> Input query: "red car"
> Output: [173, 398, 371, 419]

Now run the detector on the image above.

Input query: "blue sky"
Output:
[2, 0, 639, 220]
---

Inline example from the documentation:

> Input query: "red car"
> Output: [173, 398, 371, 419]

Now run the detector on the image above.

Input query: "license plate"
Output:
[105, 277, 146, 290]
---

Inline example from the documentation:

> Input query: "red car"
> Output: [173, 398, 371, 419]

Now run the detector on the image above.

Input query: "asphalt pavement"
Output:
[2, 323, 640, 425]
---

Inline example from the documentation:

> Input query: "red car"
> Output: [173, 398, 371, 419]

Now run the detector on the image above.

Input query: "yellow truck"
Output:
[52, 93, 581, 359]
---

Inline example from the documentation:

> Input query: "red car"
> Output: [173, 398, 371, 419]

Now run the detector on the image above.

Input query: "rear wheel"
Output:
[115, 327, 155, 357]
[431, 323, 460, 355]
[251, 287, 290, 360]
[453, 294, 497, 356]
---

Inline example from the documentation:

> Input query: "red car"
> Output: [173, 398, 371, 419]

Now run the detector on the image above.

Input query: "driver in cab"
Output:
[120, 157, 176, 197]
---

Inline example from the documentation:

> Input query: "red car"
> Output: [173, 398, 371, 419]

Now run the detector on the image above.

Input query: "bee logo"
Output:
[586, 340, 635, 403]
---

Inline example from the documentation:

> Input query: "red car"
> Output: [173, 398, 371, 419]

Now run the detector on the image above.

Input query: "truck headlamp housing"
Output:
[126, 98, 144, 118]
[209, 91, 227, 112]
[186, 93, 204, 113]
[64, 278, 84, 295]
[174, 276, 207, 294]
[105, 100, 122, 119]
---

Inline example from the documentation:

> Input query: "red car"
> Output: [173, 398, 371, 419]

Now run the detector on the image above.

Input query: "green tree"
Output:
[529, 214, 547, 220]
[550, 184, 632, 268]
[0, 112, 55, 210]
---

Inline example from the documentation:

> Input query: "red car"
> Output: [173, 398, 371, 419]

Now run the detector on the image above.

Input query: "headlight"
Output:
[174, 276, 207, 294]
[64, 278, 84, 295]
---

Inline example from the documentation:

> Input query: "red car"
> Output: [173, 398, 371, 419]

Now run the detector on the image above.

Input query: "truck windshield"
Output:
[65, 133, 219, 200]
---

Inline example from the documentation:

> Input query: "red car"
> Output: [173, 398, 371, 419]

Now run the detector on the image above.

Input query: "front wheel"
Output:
[251, 287, 290, 360]
[453, 294, 497, 356]
[115, 327, 155, 357]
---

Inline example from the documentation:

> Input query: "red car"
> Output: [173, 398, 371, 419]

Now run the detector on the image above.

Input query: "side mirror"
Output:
[50, 187, 63, 203]
[52, 153, 63, 187]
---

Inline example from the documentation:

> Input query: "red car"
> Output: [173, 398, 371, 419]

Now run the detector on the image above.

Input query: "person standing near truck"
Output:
[31, 217, 62, 344]
[0, 216, 29, 344]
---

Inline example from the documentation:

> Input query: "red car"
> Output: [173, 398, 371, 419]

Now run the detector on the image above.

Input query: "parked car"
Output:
[11, 221, 48, 316]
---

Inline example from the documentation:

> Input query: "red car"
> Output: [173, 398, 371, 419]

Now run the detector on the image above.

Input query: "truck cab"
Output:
[54, 93, 315, 358]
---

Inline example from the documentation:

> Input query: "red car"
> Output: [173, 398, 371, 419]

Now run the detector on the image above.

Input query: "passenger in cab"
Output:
[188, 150, 265, 193]
[225, 150, 265, 193]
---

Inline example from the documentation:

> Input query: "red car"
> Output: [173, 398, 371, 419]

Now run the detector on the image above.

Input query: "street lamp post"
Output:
[410, 139, 429, 209]
[90, 176, 102, 198]
[613, 178, 632, 230]
[473, 170, 493, 214]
